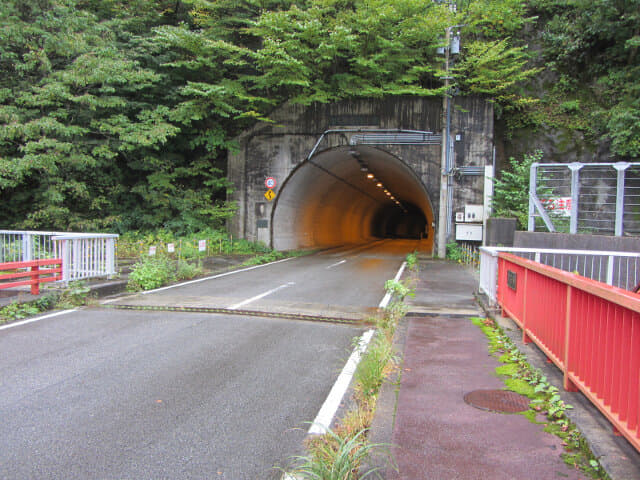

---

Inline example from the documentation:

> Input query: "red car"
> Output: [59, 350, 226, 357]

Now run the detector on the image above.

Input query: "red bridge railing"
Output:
[0, 259, 63, 295]
[497, 252, 640, 452]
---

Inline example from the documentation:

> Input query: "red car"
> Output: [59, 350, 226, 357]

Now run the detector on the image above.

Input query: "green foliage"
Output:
[0, 301, 41, 324]
[127, 256, 176, 291]
[117, 228, 270, 259]
[240, 250, 286, 266]
[445, 241, 464, 262]
[491, 150, 543, 229]
[405, 251, 418, 271]
[0, 0, 581, 233]
[287, 428, 387, 480]
[354, 333, 396, 400]
[0, 283, 90, 325]
[175, 261, 203, 281]
[383, 279, 414, 301]
[471, 317, 609, 479]
[508, 0, 640, 160]
[55, 281, 91, 309]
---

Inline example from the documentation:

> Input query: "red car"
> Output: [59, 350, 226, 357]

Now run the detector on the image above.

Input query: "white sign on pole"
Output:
[149, 246, 157, 256]
[167, 243, 175, 253]
[198, 240, 206, 252]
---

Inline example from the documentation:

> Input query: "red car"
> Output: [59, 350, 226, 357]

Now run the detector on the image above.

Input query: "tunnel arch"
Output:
[271, 146, 435, 251]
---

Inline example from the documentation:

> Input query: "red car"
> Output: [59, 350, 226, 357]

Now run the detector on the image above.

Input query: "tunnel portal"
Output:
[271, 146, 434, 251]
[227, 97, 494, 254]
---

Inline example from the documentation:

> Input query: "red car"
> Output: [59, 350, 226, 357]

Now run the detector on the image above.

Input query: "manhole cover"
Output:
[464, 389, 530, 413]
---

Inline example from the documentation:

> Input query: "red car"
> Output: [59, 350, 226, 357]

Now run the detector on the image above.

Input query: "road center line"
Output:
[227, 282, 295, 310]
[326, 259, 346, 269]
[308, 328, 376, 435]
[378, 261, 407, 309]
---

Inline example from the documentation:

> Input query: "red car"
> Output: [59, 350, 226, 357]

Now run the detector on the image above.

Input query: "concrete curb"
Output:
[362, 315, 409, 478]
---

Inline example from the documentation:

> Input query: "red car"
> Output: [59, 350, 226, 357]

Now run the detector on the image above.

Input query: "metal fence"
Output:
[457, 241, 480, 268]
[479, 246, 640, 305]
[0, 230, 118, 283]
[497, 252, 640, 453]
[528, 162, 640, 236]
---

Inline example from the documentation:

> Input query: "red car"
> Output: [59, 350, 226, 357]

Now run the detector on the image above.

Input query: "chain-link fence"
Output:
[528, 162, 640, 236]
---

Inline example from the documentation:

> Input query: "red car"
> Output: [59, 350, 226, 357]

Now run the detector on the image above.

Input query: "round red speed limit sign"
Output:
[265, 177, 276, 189]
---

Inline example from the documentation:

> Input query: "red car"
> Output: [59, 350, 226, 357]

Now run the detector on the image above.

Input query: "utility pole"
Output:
[437, 27, 451, 259]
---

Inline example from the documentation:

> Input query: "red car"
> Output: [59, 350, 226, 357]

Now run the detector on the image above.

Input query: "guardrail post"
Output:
[106, 237, 115, 277]
[569, 163, 583, 234]
[60, 239, 71, 283]
[30, 263, 39, 295]
[614, 163, 630, 237]
[522, 268, 531, 344]
[22, 233, 32, 262]
[563, 285, 578, 391]
[606, 255, 614, 286]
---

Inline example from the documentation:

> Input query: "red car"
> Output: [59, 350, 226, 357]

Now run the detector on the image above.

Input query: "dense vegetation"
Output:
[0, 0, 637, 233]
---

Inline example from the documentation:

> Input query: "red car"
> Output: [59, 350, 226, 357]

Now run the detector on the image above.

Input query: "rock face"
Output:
[228, 96, 494, 251]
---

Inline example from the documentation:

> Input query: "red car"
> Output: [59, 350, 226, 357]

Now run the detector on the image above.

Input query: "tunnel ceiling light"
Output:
[360, 166, 368, 172]
[376, 182, 383, 187]
[366, 173, 374, 179]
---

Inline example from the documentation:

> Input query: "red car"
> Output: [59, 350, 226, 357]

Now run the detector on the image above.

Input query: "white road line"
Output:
[308, 328, 375, 435]
[378, 261, 407, 309]
[326, 259, 346, 269]
[137, 257, 294, 295]
[0, 308, 78, 331]
[227, 282, 295, 310]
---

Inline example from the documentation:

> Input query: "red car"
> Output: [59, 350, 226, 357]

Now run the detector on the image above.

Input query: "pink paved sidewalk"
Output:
[387, 315, 585, 480]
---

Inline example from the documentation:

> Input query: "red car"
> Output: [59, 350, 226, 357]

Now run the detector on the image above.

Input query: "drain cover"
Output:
[463, 389, 530, 413]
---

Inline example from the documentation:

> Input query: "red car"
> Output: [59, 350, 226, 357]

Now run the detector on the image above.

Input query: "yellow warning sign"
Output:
[264, 189, 276, 201]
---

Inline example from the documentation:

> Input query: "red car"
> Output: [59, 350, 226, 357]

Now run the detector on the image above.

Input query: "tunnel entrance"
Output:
[271, 146, 434, 252]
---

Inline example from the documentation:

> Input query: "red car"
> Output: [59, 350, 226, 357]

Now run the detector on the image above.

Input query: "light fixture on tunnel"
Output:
[376, 182, 383, 188]
[367, 173, 374, 179]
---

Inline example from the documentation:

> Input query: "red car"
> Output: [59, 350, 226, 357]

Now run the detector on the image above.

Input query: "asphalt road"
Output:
[0, 240, 419, 479]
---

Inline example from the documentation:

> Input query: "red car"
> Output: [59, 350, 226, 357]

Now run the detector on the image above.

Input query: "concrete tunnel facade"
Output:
[227, 97, 494, 253]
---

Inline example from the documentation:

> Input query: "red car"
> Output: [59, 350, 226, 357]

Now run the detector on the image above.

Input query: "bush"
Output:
[176, 261, 203, 281]
[127, 256, 176, 291]
[445, 242, 464, 262]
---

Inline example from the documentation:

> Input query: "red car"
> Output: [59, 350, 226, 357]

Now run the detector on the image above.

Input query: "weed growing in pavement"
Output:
[471, 317, 610, 480]
[289, 428, 391, 480]
[283, 260, 414, 478]
[240, 250, 286, 266]
[0, 282, 92, 326]
[354, 333, 398, 401]
[405, 251, 418, 271]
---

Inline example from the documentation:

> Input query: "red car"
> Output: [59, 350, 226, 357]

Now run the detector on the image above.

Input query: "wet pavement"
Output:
[368, 258, 640, 480]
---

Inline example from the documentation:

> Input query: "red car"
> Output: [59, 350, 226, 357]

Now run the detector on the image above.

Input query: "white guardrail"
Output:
[479, 246, 640, 305]
[0, 230, 118, 283]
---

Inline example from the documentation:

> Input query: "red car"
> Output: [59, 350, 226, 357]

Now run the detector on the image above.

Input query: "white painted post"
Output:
[22, 233, 32, 262]
[569, 163, 583, 235]
[606, 255, 614, 286]
[614, 163, 630, 237]
[106, 237, 116, 277]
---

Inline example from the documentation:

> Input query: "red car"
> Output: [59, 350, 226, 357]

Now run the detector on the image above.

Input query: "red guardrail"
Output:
[0, 259, 62, 295]
[497, 252, 640, 452]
